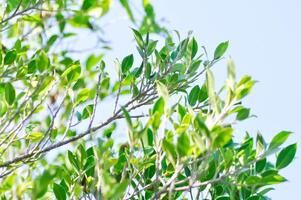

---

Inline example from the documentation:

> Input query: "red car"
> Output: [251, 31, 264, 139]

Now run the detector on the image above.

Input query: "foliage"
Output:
[0, 0, 296, 199]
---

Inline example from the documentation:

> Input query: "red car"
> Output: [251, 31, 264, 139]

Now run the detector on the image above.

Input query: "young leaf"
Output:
[4, 83, 16, 105]
[268, 131, 292, 151]
[86, 54, 103, 70]
[156, 81, 169, 102]
[214, 41, 229, 60]
[276, 143, 297, 169]
[76, 88, 90, 105]
[36, 50, 49, 72]
[121, 54, 134, 73]
[61, 62, 81, 83]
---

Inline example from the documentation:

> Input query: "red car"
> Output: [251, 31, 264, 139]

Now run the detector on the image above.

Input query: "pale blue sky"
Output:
[78, 0, 301, 199]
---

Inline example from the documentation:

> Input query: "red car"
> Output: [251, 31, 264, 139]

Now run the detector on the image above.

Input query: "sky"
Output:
[77, 0, 301, 199]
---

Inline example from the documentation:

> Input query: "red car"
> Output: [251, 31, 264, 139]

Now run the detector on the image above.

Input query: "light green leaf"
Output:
[162, 139, 177, 166]
[76, 88, 90, 105]
[206, 69, 218, 113]
[152, 97, 165, 116]
[62, 62, 81, 83]
[26, 132, 43, 142]
[36, 50, 49, 72]
[86, 54, 103, 70]
[156, 81, 169, 102]
[261, 174, 286, 185]
[177, 132, 190, 157]
[268, 131, 292, 151]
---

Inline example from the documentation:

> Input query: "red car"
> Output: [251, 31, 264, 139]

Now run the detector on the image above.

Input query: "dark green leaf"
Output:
[276, 143, 297, 169]
[4, 50, 17, 65]
[132, 28, 144, 49]
[188, 85, 200, 106]
[121, 54, 134, 73]
[4, 83, 15, 105]
[191, 37, 198, 59]
[214, 41, 229, 60]
[236, 108, 250, 121]
[53, 183, 66, 200]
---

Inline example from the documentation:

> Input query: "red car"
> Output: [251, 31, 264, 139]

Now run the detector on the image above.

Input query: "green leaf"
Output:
[53, 183, 66, 200]
[4, 50, 17, 65]
[256, 158, 266, 173]
[4, 83, 16, 105]
[212, 126, 233, 148]
[214, 41, 229, 60]
[206, 69, 218, 113]
[132, 28, 144, 49]
[121, 54, 134, 73]
[188, 85, 200, 106]
[162, 139, 177, 166]
[236, 108, 250, 121]
[261, 174, 286, 185]
[152, 97, 165, 116]
[147, 40, 158, 56]
[276, 143, 297, 169]
[0, 101, 8, 117]
[68, 151, 80, 170]
[191, 37, 198, 59]
[177, 132, 190, 157]
[61, 62, 81, 83]
[198, 84, 208, 102]
[82, 104, 94, 119]
[76, 88, 90, 105]
[36, 50, 49, 72]
[119, 0, 135, 22]
[268, 131, 292, 151]
[121, 107, 132, 128]
[86, 54, 103, 70]
[26, 132, 43, 142]
[156, 81, 169, 102]
[0, 50, 2, 65]
[245, 176, 261, 185]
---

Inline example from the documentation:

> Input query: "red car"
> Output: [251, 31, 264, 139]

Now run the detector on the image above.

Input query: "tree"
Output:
[0, 0, 296, 199]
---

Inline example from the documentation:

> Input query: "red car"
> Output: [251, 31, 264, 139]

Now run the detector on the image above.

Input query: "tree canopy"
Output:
[0, 0, 297, 199]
